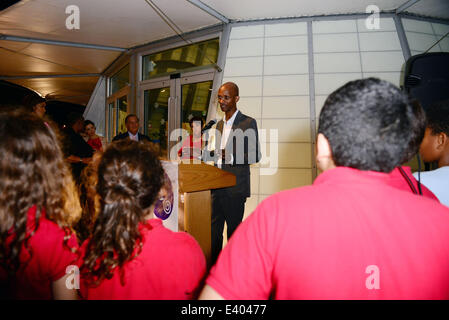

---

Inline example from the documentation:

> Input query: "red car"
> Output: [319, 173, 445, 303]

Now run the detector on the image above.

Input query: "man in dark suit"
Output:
[112, 114, 151, 142]
[204, 82, 261, 264]
[62, 112, 94, 184]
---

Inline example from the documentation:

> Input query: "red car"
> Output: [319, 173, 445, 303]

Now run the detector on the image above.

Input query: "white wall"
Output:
[219, 16, 449, 231]
[222, 21, 313, 223]
[313, 17, 404, 123]
[403, 18, 449, 55]
[221, 17, 412, 223]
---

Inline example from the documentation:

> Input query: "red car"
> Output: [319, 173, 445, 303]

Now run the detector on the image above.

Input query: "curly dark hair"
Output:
[318, 78, 417, 172]
[81, 140, 164, 286]
[399, 99, 426, 164]
[424, 99, 449, 136]
[75, 154, 102, 243]
[0, 110, 81, 275]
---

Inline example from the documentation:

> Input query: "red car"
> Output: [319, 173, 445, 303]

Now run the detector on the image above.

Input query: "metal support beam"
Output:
[0, 73, 101, 80]
[0, 34, 127, 52]
[206, 23, 230, 123]
[393, 15, 411, 62]
[396, 0, 421, 14]
[187, 0, 229, 24]
[307, 21, 318, 181]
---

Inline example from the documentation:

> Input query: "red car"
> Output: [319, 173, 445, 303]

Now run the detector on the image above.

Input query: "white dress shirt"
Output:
[128, 132, 139, 141]
[218, 110, 239, 167]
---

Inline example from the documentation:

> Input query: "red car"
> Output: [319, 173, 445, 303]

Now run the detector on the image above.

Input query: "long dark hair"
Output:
[0, 110, 81, 274]
[76, 153, 102, 243]
[81, 140, 164, 285]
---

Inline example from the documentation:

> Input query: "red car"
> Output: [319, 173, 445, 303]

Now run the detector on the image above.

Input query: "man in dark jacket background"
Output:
[112, 114, 150, 142]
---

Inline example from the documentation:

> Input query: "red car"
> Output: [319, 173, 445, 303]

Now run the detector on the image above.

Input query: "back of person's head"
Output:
[425, 99, 449, 136]
[82, 140, 164, 284]
[318, 78, 416, 173]
[22, 94, 46, 112]
[0, 110, 80, 274]
[66, 112, 84, 127]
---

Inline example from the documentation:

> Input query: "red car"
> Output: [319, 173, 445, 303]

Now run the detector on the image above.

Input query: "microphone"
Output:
[201, 119, 217, 133]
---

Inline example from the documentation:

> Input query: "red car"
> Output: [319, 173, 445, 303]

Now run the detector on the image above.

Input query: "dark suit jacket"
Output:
[112, 132, 151, 142]
[62, 126, 94, 183]
[204, 111, 261, 198]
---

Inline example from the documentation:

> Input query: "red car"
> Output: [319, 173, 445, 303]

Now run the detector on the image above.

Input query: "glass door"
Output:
[107, 102, 115, 140]
[144, 87, 170, 159]
[117, 95, 128, 135]
[179, 80, 213, 160]
[181, 80, 212, 129]
[106, 86, 130, 142]
[139, 71, 214, 160]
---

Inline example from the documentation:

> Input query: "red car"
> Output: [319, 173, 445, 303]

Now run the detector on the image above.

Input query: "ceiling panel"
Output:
[1, 0, 448, 107]
[202, 0, 406, 21]
[9, 76, 100, 105]
[0, 40, 120, 75]
[405, 0, 449, 21]
[0, 0, 221, 48]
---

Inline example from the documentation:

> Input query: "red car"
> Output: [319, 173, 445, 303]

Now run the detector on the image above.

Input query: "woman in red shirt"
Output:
[0, 111, 81, 299]
[178, 116, 203, 159]
[80, 140, 206, 299]
[84, 120, 104, 152]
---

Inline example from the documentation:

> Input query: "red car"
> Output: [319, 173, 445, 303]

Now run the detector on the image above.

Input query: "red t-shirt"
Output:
[206, 167, 449, 299]
[178, 136, 202, 159]
[79, 218, 206, 300]
[87, 137, 102, 151]
[0, 206, 79, 299]
[388, 166, 439, 201]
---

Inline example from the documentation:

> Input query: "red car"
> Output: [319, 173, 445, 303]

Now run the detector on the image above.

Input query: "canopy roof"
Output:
[1, 0, 448, 105]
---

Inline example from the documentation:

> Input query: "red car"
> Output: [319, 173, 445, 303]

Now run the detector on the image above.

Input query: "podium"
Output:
[178, 161, 236, 267]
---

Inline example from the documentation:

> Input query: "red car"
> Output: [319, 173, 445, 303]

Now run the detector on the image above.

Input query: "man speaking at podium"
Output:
[203, 82, 261, 264]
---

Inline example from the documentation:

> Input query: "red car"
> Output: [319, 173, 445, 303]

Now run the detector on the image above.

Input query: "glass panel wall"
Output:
[144, 87, 170, 158]
[142, 38, 219, 80]
[117, 95, 128, 135]
[110, 64, 130, 95]
[181, 80, 212, 130]
[108, 102, 115, 140]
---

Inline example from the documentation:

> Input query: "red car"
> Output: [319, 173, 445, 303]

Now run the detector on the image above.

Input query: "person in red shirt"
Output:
[200, 78, 449, 300]
[84, 120, 104, 152]
[79, 140, 206, 299]
[0, 111, 81, 300]
[178, 116, 203, 160]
